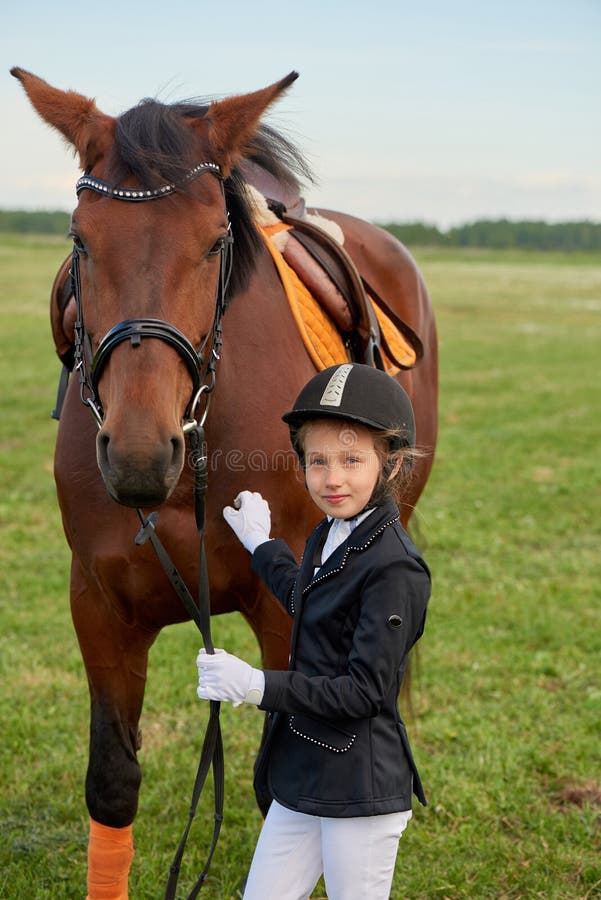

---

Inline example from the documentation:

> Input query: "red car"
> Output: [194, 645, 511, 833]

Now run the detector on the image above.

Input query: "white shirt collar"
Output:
[320, 508, 375, 566]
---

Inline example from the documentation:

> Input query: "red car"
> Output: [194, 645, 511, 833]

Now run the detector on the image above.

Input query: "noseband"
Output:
[72, 161, 233, 430]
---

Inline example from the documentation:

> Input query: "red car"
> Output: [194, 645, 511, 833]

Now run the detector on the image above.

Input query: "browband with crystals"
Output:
[75, 160, 222, 201]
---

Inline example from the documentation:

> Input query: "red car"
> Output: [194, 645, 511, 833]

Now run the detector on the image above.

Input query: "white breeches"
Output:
[242, 799, 412, 900]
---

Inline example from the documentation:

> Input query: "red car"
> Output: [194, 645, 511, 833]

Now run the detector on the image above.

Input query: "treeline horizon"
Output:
[1, 208, 601, 252]
[381, 218, 601, 252]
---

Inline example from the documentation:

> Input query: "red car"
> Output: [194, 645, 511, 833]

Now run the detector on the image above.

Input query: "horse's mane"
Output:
[108, 98, 313, 299]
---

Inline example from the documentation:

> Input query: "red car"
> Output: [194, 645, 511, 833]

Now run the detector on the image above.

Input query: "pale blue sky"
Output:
[3, 0, 599, 226]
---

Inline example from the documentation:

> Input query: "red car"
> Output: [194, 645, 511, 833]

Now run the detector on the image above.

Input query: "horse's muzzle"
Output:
[96, 430, 185, 507]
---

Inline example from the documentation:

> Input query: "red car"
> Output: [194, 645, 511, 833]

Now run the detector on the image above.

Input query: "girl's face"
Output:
[302, 420, 382, 519]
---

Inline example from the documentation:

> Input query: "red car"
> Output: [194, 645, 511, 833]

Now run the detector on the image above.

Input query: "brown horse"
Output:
[12, 67, 437, 896]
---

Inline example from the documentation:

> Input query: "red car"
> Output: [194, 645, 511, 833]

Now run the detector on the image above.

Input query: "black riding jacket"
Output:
[252, 498, 431, 817]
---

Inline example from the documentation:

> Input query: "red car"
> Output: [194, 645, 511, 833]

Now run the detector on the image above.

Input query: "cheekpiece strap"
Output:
[76, 161, 222, 201]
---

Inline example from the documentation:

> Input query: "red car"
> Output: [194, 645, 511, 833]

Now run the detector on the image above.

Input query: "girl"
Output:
[197, 363, 431, 900]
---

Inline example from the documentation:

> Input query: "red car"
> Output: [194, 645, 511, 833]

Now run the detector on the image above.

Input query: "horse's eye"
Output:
[69, 232, 87, 255]
[207, 238, 224, 257]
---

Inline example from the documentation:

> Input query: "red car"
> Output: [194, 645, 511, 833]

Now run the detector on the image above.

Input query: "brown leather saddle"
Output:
[266, 200, 422, 371]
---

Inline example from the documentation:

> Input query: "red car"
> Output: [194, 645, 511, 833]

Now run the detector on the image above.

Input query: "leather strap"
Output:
[135, 426, 224, 899]
[51, 364, 71, 421]
[361, 277, 424, 365]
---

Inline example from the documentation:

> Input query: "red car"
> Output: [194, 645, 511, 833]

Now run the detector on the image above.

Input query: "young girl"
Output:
[196, 363, 431, 900]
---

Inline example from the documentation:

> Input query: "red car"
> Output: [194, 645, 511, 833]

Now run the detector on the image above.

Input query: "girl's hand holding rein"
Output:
[196, 648, 265, 707]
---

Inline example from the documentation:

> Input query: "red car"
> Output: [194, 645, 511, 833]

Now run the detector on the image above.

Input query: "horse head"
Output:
[11, 67, 299, 507]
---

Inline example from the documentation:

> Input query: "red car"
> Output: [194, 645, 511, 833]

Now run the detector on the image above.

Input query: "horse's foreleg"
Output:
[70, 558, 158, 899]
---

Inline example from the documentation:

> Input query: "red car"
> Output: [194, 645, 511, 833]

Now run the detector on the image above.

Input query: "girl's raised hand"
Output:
[223, 490, 272, 553]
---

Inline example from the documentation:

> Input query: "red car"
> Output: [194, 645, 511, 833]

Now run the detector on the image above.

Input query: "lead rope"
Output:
[135, 258, 229, 896]
[155, 232, 230, 898]
[135, 425, 224, 900]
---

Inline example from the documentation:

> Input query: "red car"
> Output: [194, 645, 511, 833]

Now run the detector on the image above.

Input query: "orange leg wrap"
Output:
[86, 818, 135, 900]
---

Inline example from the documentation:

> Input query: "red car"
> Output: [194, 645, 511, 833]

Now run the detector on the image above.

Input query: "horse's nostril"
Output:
[170, 435, 185, 470]
[97, 432, 110, 465]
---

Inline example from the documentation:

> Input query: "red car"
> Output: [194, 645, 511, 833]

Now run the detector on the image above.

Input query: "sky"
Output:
[2, 0, 600, 228]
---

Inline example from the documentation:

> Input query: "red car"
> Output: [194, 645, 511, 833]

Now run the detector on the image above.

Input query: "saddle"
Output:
[245, 184, 422, 373]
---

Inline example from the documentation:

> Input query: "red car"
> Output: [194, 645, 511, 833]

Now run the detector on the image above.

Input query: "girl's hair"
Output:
[295, 419, 427, 508]
[370, 427, 426, 507]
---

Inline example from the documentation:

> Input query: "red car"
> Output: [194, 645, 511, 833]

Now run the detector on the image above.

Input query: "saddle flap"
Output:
[282, 234, 354, 332]
[281, 211, 375, 346]
[50, 254, 76, 369]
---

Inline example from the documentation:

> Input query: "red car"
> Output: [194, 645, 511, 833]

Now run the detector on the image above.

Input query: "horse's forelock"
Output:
[109, 99, 201, 189]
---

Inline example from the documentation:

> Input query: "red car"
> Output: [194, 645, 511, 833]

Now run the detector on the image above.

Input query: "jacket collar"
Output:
[299, 498, 400, 595]
[346, 498, 400, 549]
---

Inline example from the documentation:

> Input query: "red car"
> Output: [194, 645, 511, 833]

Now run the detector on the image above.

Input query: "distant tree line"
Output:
[382, 219, 601, 252]
[0, 210, 71, 235]
[1, 209, 600, 251]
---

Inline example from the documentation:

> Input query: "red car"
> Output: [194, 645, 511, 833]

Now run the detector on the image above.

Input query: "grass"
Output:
[1, 235, 600, 899]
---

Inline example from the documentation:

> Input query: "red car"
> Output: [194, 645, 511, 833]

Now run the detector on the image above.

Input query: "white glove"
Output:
[196, 648, 265, 707]
[223, 490, 272, 553]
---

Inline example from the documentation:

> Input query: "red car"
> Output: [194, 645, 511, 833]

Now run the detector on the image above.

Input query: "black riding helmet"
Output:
[283, 363, 416, 457]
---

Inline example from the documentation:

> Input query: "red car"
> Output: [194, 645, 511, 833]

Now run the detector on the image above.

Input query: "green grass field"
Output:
[1, 235, 600, 899]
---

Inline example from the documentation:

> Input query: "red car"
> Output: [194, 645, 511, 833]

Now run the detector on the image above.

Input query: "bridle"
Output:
[72, 161, 233, 431]
[73, 161, 232, 899]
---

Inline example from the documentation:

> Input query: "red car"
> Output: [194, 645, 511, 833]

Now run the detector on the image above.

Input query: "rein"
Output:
[73, 161, 232, 898]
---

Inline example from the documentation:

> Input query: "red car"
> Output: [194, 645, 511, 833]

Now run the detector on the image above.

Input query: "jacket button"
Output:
[388, 614, 403, 629]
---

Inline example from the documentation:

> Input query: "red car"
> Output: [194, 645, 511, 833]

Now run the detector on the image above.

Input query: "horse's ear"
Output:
[11, 67, 115, 170]
[203, 72, 299, 175]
